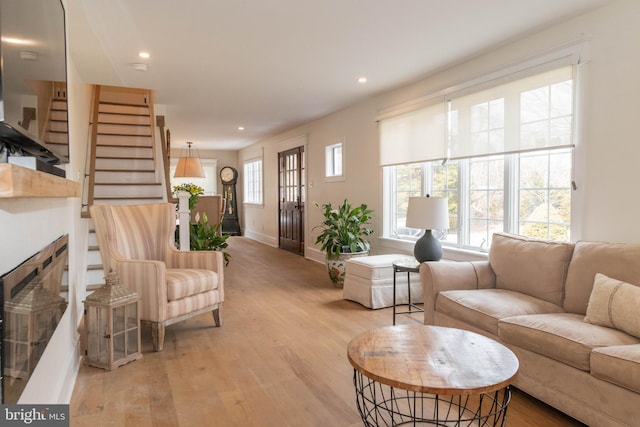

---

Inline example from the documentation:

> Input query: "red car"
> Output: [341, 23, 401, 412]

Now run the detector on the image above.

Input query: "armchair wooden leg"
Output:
[151, 322, 165, 352]
[212, 304, 223, 327]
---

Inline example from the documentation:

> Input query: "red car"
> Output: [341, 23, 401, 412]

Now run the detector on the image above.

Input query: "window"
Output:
[381, 61, 577, 252]
[325, 139, 344, 181]
[243, 158, 263, 204]
[170, 159, 217, 195]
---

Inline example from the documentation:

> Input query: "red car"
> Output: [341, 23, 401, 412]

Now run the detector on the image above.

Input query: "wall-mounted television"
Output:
[0, 0, 69, 166]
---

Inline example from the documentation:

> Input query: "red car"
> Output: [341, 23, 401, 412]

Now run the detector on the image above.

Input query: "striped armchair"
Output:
[90, 203, 224, 351]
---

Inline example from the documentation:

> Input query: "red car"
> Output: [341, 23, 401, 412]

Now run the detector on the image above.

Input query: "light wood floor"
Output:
[70, 237, 586, 426]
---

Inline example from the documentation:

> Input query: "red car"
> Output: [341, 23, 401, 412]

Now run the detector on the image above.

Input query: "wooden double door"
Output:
[278, 146, 305, 255]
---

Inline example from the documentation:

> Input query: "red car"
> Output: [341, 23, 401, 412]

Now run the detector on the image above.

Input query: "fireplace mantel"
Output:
[0, 164, 80, 198]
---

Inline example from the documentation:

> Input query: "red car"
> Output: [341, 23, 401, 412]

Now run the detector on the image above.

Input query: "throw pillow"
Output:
[584, 273, 640, 338]
[489, 232, 574, 306]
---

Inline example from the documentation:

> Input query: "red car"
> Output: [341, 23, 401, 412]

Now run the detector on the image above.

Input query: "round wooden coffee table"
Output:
[347, 325, 519, 426]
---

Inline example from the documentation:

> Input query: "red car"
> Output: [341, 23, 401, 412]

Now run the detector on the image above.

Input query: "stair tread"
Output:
[97, 133, 152, 137]
[95, 182, 161, 186]
[95, 156, 154, 160]
[95, 168, 156, 172]
[93, 196, 164, 200]
[100, 101, 149, 108]
[98, 121, 151, 128]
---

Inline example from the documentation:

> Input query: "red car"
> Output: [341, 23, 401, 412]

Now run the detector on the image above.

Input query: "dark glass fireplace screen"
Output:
[0, 234, 68, 403]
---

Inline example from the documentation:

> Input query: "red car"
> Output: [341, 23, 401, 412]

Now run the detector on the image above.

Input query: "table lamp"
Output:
[405, 196, 449, 262]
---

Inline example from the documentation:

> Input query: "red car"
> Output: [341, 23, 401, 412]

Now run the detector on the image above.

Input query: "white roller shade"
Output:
[379, 101, 446, 166]
[448, 65, 575, 159]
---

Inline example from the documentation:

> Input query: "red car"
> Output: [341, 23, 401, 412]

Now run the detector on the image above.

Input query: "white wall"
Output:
[0, 0, 92, 403]
[241, 0, 640, 261]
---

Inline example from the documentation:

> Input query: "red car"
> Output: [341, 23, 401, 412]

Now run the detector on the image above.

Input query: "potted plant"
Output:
[190, 212, 231, 265]
[172, 183, 204, 211]
[314, 199, 374, 287]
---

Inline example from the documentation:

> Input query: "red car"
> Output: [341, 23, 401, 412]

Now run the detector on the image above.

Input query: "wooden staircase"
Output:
[83, 85, 165, 214]
[81, 85, 169, 289]
[43, 82, 69, 160]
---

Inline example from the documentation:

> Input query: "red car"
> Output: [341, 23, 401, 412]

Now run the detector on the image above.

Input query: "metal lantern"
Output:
[3, 279, 67, 379]
[83, 268, 142, 370]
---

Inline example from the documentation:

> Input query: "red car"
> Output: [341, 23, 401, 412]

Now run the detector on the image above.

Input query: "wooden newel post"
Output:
[177, 190, 190, 251]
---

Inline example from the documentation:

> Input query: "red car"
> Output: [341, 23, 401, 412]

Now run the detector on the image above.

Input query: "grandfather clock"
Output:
[220, 166, 241, 235]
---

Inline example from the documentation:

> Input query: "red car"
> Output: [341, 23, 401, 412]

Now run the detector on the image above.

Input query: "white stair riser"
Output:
[99, 104, 149, 116]
[90, 198, 164, 206]
[94, 170, 158, 183]
[86, 268, 106, 285]
[49, 122, 68, 132]
[96, 145, 153, 159]
[98, 113, 150, 126]
[46, 132, 68, 144]
[99, 89, 148, 105]
[87, 249, 102, 265]
[50, 111, 67, 121]
[95, 158, 155, 170]
[98, 123, 151, 136]
[88, 232, 98, 247]
[94, 184, 164, 198]
[96, 134, 152, 147]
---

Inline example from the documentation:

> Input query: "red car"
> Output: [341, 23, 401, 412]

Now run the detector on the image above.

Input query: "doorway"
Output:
[278, 146, 305, 255]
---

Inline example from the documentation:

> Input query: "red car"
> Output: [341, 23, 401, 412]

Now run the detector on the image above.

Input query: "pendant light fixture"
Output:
[174, 141, 205, 178]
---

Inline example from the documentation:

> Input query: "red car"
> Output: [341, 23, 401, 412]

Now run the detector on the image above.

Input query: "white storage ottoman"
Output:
[342, 254, 423, 309]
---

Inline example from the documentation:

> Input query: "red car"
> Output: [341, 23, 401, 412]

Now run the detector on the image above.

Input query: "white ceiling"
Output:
[67, 0, 611, 151]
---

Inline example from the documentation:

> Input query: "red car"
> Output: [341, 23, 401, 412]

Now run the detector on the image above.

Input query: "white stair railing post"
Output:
[177, 191, 191, 251]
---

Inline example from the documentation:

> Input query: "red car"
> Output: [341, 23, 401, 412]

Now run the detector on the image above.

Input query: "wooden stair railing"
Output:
[157, 116, 177, 204]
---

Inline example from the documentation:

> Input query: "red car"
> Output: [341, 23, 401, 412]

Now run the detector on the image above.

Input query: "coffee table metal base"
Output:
[353, 370, 512, 427]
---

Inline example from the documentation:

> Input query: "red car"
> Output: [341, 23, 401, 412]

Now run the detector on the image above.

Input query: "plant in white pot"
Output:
[314, 199, 374, 287]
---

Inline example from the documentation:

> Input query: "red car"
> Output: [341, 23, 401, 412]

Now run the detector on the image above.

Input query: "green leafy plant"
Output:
[313, 199, 374, 259]
[190, 212, 231, 265]
[173, 183, 205, 210]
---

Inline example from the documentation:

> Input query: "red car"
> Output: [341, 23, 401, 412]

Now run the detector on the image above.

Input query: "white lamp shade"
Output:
[406, 197, 449, 230]
[174, 157, 205, 178]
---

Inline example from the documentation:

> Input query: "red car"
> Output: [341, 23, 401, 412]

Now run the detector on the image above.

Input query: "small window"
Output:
[325, 139, 344, 181]
[243, 159, 263, 205]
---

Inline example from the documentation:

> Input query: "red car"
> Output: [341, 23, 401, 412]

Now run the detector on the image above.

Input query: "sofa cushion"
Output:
[564, 240, 640, 315]
[584, 273, 640, 338]
[499, 313, 639, 371]
[437, 289, 565, 336]
[591, 344, 640, 393]
[489, 233, 574, 306]
[166, 268, 219, 301]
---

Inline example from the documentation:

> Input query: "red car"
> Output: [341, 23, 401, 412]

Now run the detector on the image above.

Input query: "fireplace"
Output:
[0, 235, 68, 403]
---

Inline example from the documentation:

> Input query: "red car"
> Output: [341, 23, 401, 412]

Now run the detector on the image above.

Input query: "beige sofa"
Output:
[420, 232, 640, 427]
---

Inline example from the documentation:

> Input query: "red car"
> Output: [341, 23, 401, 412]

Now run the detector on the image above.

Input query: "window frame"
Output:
[380, 50, 583, 254]
[243, 157, 263, 206]
[324, 138, 345, 182]
[383, 147, 573, 253]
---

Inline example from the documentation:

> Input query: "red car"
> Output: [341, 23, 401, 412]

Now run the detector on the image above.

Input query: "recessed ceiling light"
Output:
[139, 51, 150, 59]
[237, 126, 245, 131]
[132, 63, 147, 71]
[358, 77, 368, 84]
